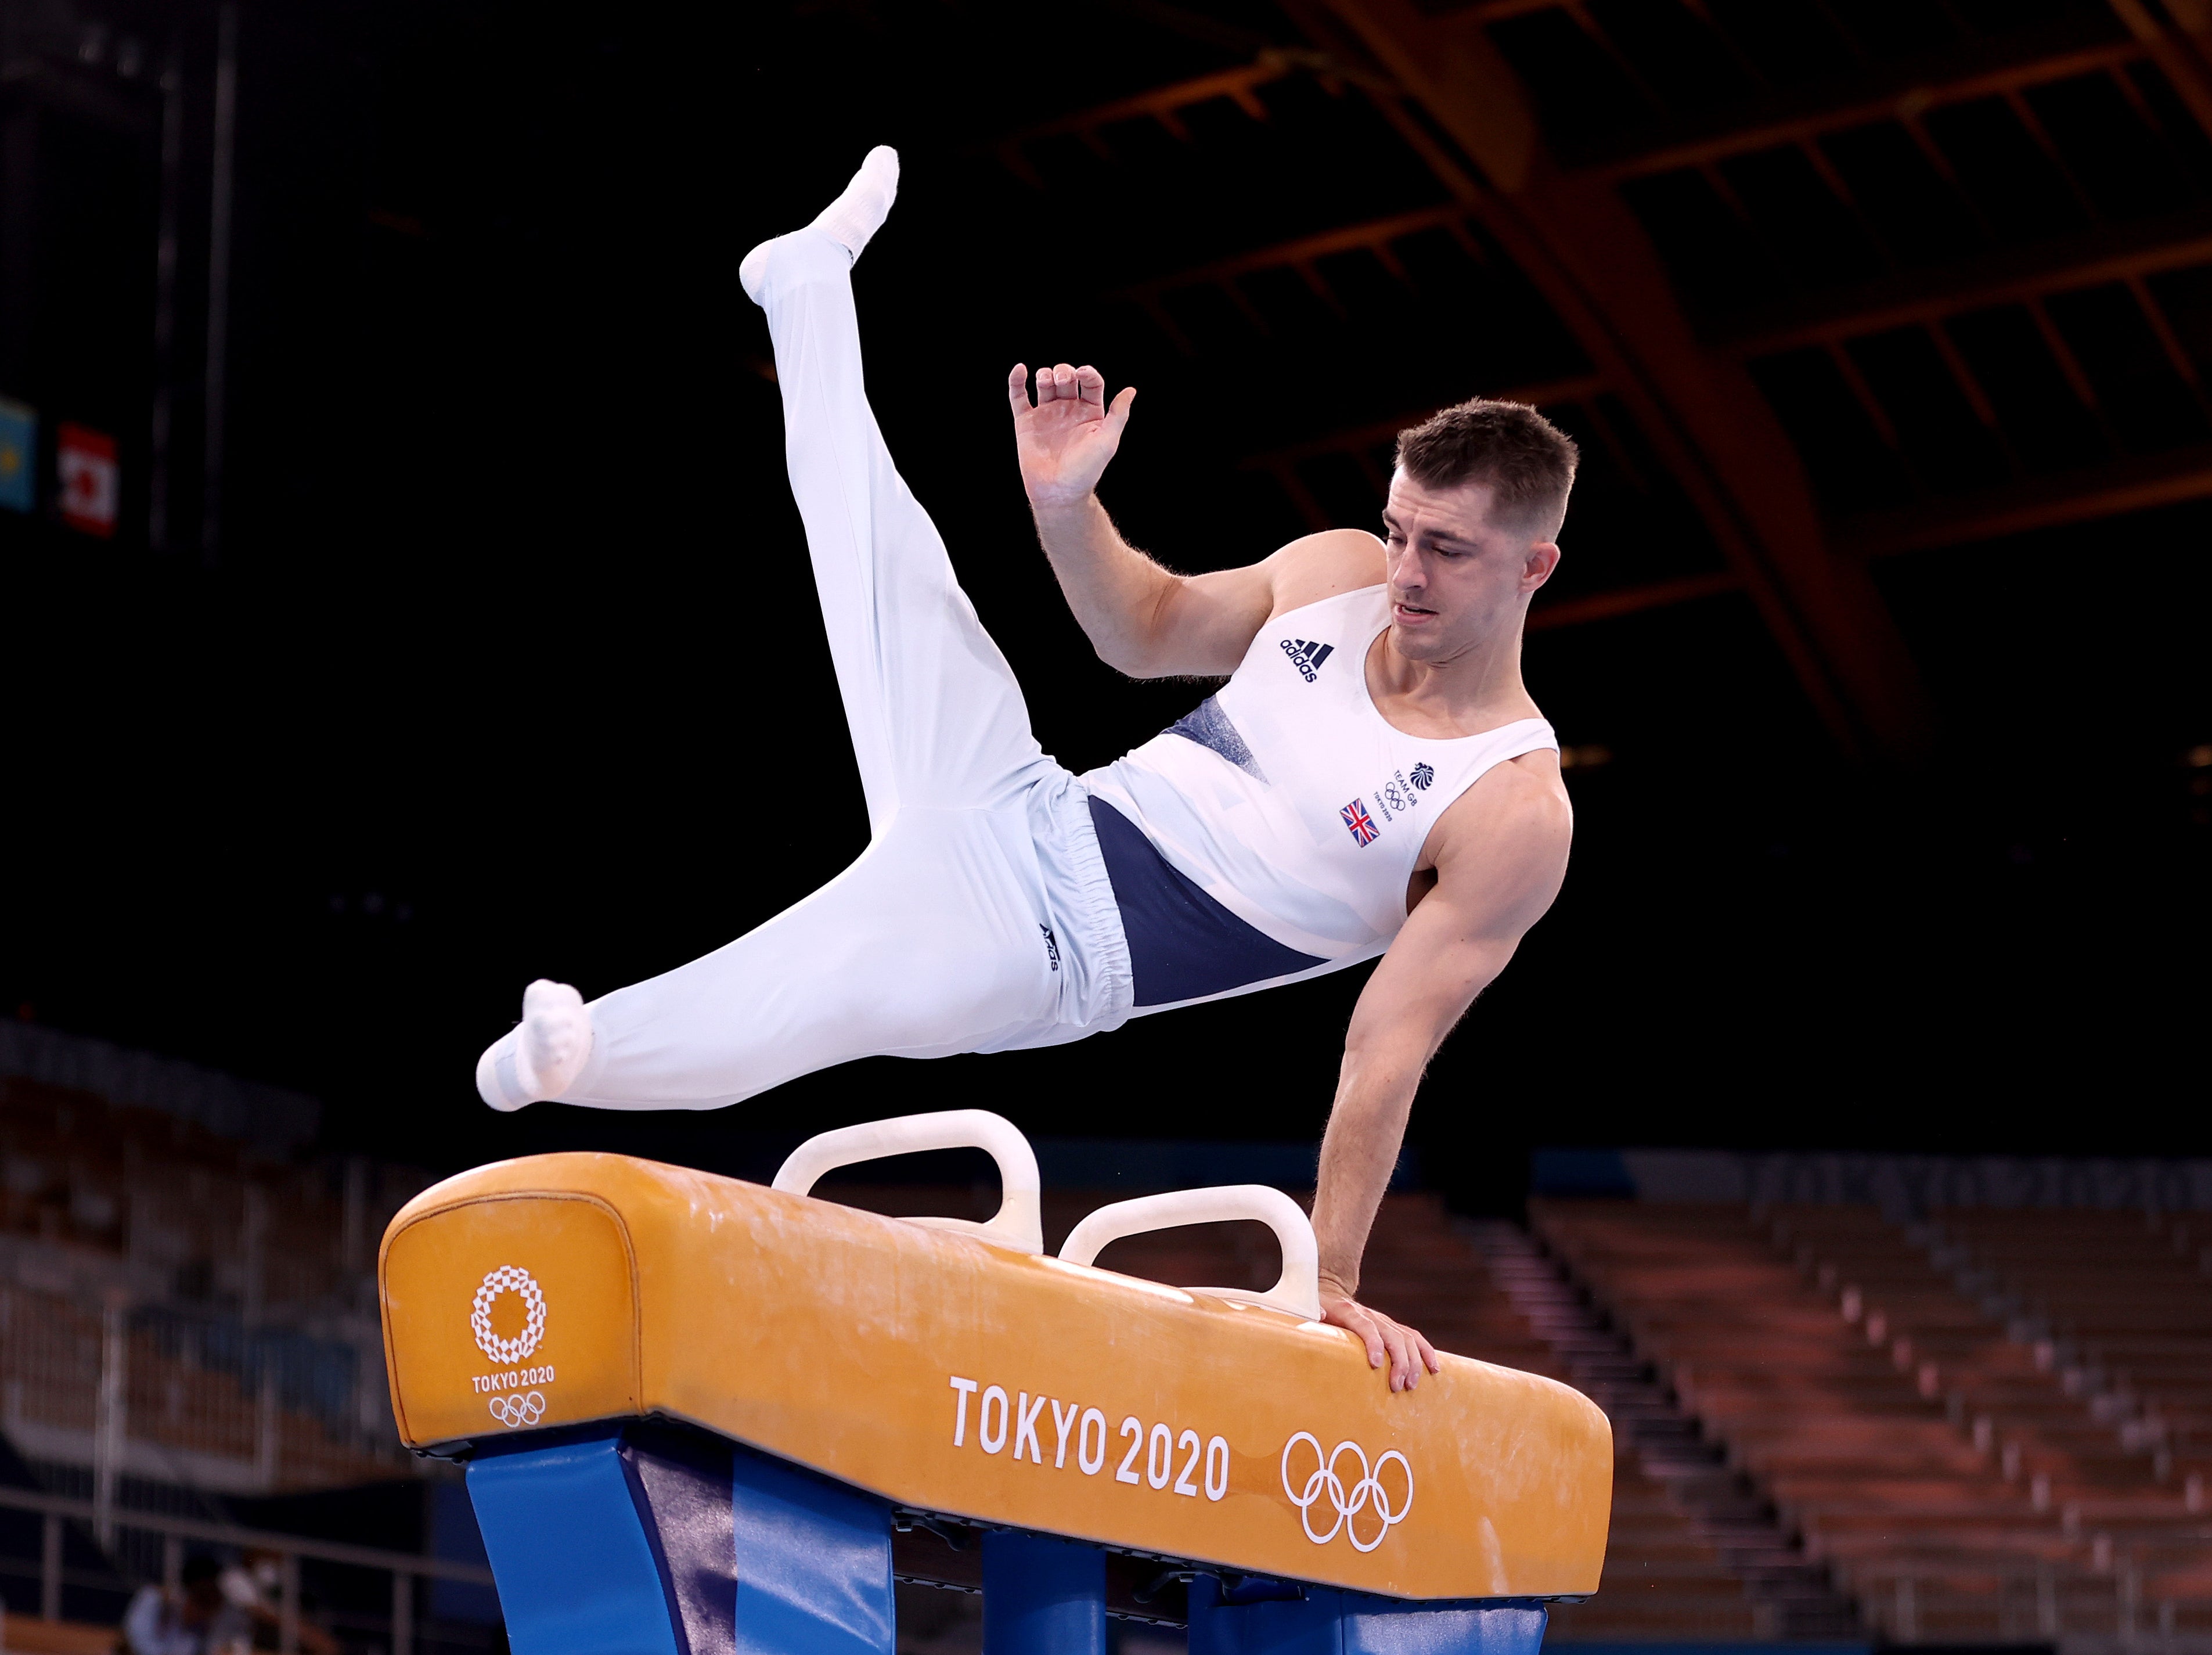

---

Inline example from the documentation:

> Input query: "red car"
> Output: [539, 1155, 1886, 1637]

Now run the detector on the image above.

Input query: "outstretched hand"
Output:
[1320, 1275, 1441, 1394]
[1007, 362, 1135, 509]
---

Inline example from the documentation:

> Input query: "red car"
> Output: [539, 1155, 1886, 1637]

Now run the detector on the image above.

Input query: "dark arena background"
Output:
[1, 0, 2209, 1650]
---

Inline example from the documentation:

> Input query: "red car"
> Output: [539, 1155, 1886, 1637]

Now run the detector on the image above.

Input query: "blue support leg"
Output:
[467, 1425, 896, 1655]
[981, 1529, 1107, 1655]
[1188, 1575, 1548, 1655]
[729, 1447, 896, 1655]
[467, 1432, 684, 1655]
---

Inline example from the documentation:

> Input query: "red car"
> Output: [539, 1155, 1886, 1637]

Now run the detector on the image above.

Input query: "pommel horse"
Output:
[377, 1111, 1611, 1653]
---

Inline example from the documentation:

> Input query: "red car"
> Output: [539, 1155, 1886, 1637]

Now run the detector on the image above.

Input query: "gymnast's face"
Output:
[1379, 471, 1561, 662]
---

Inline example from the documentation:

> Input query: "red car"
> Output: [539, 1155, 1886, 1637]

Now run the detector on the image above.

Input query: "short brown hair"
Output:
[1394, 398, 1579, 541]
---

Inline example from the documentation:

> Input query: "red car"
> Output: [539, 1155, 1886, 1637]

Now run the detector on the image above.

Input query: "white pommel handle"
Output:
[1058, 1185, 1321, 1321]
[772, 1109, 1043, 1255]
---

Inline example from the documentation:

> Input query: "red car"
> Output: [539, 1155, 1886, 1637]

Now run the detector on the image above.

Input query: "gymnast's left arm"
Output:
[1309, 760, 1573, 1391]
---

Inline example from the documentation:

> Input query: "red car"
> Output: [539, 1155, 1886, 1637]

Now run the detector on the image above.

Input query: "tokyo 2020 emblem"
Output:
[470, 1265, 547, 1365]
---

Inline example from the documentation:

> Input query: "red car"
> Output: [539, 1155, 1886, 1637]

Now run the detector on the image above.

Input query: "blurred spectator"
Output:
[219, 1548, 336, 1655]
[123, 1556, 252, 1655]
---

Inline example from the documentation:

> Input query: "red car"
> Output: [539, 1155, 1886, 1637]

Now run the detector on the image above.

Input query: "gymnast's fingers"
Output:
[1105, 385, 1136, 435]
[1007, 364, 1032, 413]
[1050, 362, 1078, 404]
[1349, 1305, 1387, 1373]
[1415, 1326, 1441, 1376]
[1075, 364, 1106, 406]
[1320, 1289, 1395, 1379]
[1379, 1316, 1415, 1391]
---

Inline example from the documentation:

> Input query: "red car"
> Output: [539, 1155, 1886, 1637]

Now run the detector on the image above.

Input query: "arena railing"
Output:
[0, 1481, 493, 1654]
[1847, 1549, 2209, 1652]
[0, 1285, 404, 1509]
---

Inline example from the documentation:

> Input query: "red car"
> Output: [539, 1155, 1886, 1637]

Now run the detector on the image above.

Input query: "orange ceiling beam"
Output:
[1310, 0, 1933, 764]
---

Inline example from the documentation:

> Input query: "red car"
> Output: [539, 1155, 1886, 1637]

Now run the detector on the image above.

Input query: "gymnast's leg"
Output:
[741, 152, 1052, 831]
[475, 151, 1070, 1112]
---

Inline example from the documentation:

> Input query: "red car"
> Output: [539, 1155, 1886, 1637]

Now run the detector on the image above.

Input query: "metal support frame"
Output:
[93, 1296, 126, 1549]
[1187, 1574, 1548, 1654]
[990, 49, 1346, 183]
[1835, 438, 2212, 556]
[1590, 38, 2154, 182]
[1721, 216, 2212, 359]
[2107, 0, 2212, 139]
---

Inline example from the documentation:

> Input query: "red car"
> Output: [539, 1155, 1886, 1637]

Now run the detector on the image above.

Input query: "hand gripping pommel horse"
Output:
[377, 1111, 1612, 1654]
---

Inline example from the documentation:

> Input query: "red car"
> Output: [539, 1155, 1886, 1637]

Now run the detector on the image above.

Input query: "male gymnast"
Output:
[475, 149, 1576, 1392]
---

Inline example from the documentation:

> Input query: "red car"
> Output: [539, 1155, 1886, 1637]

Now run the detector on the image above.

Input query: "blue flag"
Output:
[0, 398, 34, 515]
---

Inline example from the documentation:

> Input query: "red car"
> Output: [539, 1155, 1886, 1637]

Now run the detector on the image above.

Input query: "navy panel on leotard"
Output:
[1165, 694, 1266, 781]
[1089, 797, 1326, 1008]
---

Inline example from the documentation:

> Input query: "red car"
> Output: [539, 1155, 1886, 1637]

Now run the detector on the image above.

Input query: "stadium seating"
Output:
[0, 1615, 127, 1654]
[1534, 1199, 2212, 1645]
[0, 1074, 420, 1494]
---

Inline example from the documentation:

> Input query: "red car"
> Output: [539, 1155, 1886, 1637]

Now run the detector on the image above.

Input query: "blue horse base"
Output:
[463, 1420, 1553, 1655]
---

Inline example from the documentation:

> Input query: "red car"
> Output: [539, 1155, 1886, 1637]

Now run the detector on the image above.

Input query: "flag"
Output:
[58, 423, 117, 537]
[0, 398, 34, 515]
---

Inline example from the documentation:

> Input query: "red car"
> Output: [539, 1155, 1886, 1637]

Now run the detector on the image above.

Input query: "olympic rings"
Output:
[488, 1390, 546, 1429]
[471, 1265, 547, 1365]
[1279, 1431, 1414, 1552]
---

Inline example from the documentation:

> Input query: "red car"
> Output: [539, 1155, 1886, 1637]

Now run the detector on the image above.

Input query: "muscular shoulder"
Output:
[1262, 529, 1385, 619]
[1424, 753, 1573, 923]
[1447, 751, 1573, 857]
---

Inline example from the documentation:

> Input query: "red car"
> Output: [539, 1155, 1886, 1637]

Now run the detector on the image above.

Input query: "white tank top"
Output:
[1082, 585, 1558, 963]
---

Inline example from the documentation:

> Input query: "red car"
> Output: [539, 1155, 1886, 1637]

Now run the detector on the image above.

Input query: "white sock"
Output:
[812, 145, 899, 260]
[474, 980, 593, 1111]
[740, 146, 899, 302]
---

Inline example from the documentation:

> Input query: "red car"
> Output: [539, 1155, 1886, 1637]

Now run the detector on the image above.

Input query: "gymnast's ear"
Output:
[1520, 539, 1561, 594]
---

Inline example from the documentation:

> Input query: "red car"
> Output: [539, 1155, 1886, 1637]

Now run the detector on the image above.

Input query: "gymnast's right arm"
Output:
[1010, 361, 1284, 678]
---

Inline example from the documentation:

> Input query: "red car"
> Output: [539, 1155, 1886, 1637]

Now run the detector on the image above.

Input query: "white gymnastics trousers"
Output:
[543, 229, 1133, 1111]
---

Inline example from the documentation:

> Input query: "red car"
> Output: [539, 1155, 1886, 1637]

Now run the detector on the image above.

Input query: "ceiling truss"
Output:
[985, 1, 2212, 757]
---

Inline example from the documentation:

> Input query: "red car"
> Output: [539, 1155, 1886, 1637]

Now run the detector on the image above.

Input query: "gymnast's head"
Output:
[1381, 398, 1577, 660]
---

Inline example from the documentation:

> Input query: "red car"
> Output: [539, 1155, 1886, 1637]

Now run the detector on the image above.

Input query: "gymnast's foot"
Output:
[740, 145, 899, 303]
[474, 980, 593, 1111]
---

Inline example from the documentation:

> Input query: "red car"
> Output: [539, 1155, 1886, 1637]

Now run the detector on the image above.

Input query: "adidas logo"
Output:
[1278, 637, 1334, 683]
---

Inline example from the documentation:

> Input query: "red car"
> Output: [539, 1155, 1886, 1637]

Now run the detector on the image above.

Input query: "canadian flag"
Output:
[57, 423, 118, 537]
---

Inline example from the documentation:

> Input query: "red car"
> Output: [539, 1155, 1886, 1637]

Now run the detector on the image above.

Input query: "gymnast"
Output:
[475, 149, 1577, 1391]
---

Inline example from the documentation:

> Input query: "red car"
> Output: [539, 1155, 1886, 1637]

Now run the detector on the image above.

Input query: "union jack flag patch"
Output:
[1341, 797, 1379, 847]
